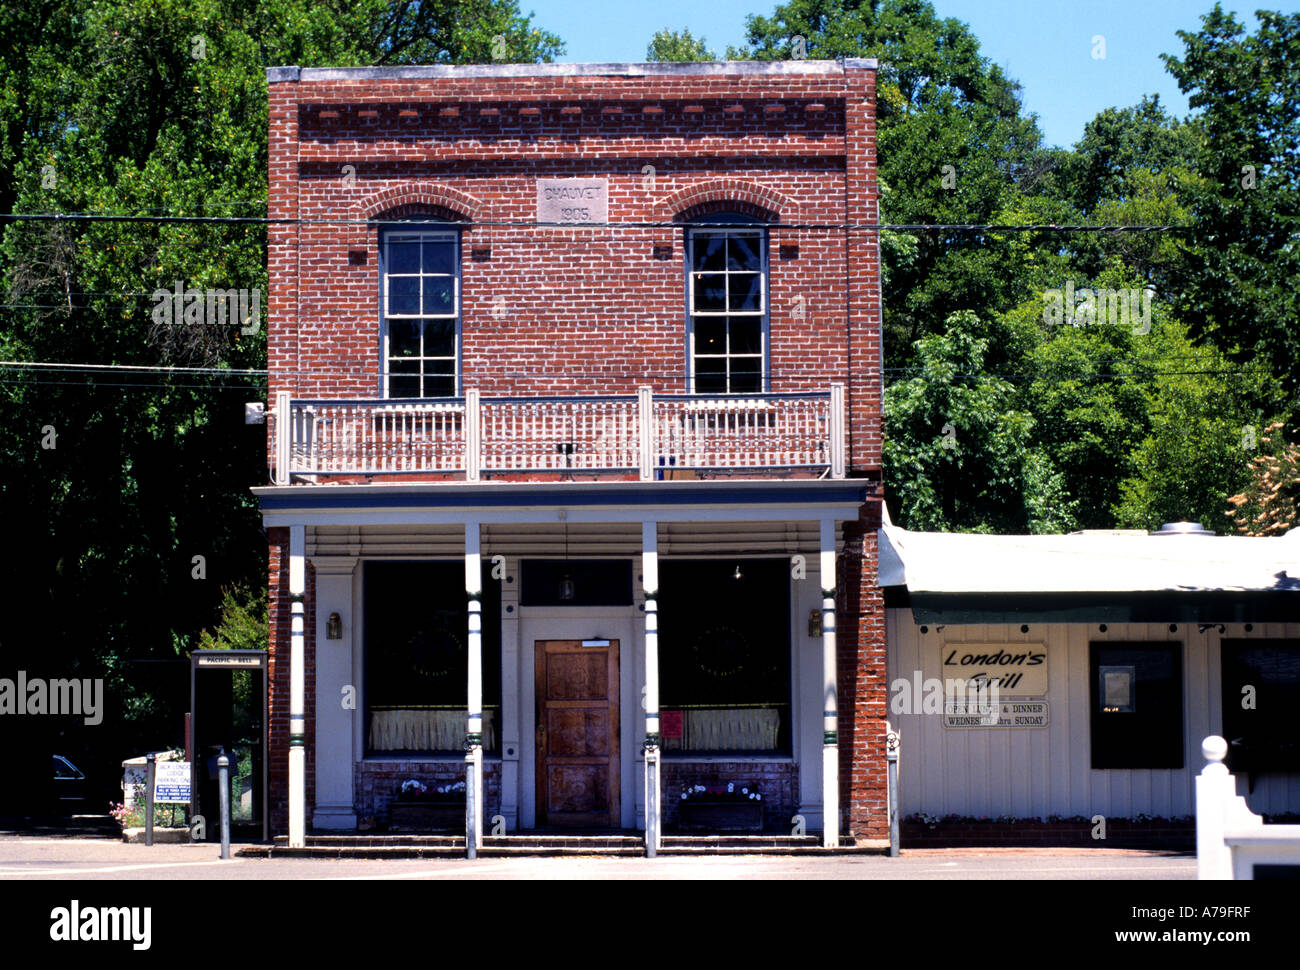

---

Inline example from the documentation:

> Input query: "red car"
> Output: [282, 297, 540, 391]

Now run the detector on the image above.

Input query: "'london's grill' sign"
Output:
[940, 644, 1048, 696]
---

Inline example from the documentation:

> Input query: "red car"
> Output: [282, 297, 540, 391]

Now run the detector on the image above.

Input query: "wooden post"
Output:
[638, 387, 654, 482]
[830, 383, 846, 479]
[465, 520, 484, 857]
[642, 520, 660, 855]
[274, 391, 291, 485]
[820, 518, 839, 847]
[288, 524, 306, 848]
[465, 389, 480, 482]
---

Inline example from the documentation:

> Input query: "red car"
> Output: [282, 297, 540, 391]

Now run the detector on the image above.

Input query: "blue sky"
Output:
[521, 0, 1263, 148]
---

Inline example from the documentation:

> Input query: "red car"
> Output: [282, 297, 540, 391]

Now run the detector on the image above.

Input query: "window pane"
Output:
[388, 242, 420, 274]
[423, 357, 456, 377]
[422, 278, 455, 315]
[389, 374, 420, 398]
[729, 319, 762, 355]
[424, 374, 456, 397]
[694, 318, 725, 354]
[388, 277, 419, 315]
[694, 274, 726, 311]
[730, 357, 762, 393]
[695, 358, 726, 393]
[693, 233, 727, 272]
[422, 240, 456, 275]
[727, 234, 761, 271]
[729, 273, 762, 312]
[389, 320, 420, 357]
[422, 319, 456, 355]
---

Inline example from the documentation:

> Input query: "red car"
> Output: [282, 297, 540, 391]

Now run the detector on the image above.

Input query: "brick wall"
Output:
[356, 760, 502, 828]
[840, 499, 888, 841]
[263, 64, 888, 839]
[266, 527, 316, 835]
[267, 64, 882, 474]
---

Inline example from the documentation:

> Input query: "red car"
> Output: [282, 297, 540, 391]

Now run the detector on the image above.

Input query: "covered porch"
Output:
[254, 479, 870, 855]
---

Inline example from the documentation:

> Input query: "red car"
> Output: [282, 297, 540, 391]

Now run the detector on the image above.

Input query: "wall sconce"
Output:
[559, 574, 576, 601]
[808, 609, 822, 638]
[326, 612, 342, 640]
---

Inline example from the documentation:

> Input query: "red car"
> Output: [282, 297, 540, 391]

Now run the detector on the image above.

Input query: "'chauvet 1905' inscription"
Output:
[537, 178, 608, 224]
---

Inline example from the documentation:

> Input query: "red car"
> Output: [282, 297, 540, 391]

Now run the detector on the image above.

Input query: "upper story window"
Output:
[687, 215, 767, 394]
[382, 228, 460, 398]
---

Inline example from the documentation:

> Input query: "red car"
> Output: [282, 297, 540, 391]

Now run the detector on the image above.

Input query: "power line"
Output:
[0, 211, 1197, 232]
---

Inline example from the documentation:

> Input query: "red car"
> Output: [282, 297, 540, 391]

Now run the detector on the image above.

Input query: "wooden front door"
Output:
[535, 640, 620, 827]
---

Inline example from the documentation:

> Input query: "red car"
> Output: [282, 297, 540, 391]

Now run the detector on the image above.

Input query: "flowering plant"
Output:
[679, 782, 761, 803]
[397, 779, 466, 800]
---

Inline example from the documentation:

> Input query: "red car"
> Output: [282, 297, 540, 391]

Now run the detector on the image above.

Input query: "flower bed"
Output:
[676, 783, 764, 832]
[388, 779, 466, 832]
[901, 814, 1196, 849]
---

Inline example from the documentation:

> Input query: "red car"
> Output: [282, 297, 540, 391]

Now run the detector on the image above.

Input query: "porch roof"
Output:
[879, 522, 1300, 625]
[253, 478, 873, 527]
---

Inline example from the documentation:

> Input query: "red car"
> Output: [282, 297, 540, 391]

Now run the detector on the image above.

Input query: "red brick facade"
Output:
[263, 62, 887, 842]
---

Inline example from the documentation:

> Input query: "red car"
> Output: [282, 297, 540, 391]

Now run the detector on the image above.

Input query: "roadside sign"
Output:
[154, 761, 192, 804]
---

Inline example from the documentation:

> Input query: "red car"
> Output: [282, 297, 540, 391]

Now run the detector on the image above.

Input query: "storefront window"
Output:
[1220, 639, 1300, 773]
[659, 559, 791, 754]
[1089, 642, 1183, 769]
[364, 561, 501, 755]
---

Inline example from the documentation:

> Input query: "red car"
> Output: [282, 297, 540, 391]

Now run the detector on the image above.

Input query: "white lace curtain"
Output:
[370, 709, 497, 751]
[664, 708, 780, 751]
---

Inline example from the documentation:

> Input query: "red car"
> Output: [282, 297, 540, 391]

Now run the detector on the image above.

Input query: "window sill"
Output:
[362, 754, 503, 763]
[660, 753, 794, 763]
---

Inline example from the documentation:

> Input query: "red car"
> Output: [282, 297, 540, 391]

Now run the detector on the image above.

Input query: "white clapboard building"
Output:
[880, 518, 1300, 822]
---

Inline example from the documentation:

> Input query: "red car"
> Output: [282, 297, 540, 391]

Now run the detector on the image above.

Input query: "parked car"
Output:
[51, 754, 88, 811]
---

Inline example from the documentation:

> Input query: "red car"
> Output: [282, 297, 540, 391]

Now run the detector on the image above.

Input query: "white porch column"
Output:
[288, 525, 307, 848]
[465, 520, 484, 856]
[820, 518, 839, 848]
[641, 520, 661, 856]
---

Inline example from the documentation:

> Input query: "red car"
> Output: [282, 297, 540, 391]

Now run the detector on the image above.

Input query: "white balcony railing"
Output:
[270, 385, 846, 483]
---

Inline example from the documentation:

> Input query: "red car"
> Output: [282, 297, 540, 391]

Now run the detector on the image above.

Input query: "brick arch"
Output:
[358, 182, 485, 223]
[657, 178, 796, 224]
[351, 182, 487, 249]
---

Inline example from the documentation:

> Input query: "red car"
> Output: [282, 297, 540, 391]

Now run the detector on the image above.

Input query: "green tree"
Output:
[0, 0, 563, 775]
[727, 0, 1047, 367]
[884, 311, 1074, 532]
[1162, 5, 1300, 390]
[647, 28, 716, 62]
[1227, 423, 1300, 536]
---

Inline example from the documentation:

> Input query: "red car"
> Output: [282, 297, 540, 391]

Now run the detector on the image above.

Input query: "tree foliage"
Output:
[0, 0, 562, 776]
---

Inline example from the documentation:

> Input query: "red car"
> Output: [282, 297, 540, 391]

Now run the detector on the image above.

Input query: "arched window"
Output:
[685, 212, 768, 394]
[380, 224, 460, 398]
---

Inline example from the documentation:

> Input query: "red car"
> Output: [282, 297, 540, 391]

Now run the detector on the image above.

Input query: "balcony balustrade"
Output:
[269, 385, 846, 483]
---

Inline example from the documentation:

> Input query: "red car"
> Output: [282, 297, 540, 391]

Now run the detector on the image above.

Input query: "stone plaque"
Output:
[537, 178, 608, 224]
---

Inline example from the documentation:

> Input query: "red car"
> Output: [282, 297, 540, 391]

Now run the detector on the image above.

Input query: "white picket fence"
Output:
[1196, 735, 1300, 879]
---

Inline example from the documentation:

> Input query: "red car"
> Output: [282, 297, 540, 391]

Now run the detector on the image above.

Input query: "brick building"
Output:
[253, 59, 887, 852]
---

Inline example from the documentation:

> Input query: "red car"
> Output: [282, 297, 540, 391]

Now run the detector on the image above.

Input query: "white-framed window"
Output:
[687, 220, 767, 394]
[381, 228, 460, 398]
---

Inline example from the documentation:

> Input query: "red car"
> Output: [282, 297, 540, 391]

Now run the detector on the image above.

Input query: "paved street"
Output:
[0, 836, 1195, 879]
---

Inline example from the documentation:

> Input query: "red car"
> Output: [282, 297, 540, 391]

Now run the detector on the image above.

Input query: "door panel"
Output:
[535, 640, 619, 827]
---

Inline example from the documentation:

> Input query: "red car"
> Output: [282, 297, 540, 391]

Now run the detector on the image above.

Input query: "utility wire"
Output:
[0, 211, 1196, 232]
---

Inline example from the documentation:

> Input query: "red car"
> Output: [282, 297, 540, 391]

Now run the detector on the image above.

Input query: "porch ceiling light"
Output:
[559, 574, 576, 601]
[733, 564, 743, 581]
